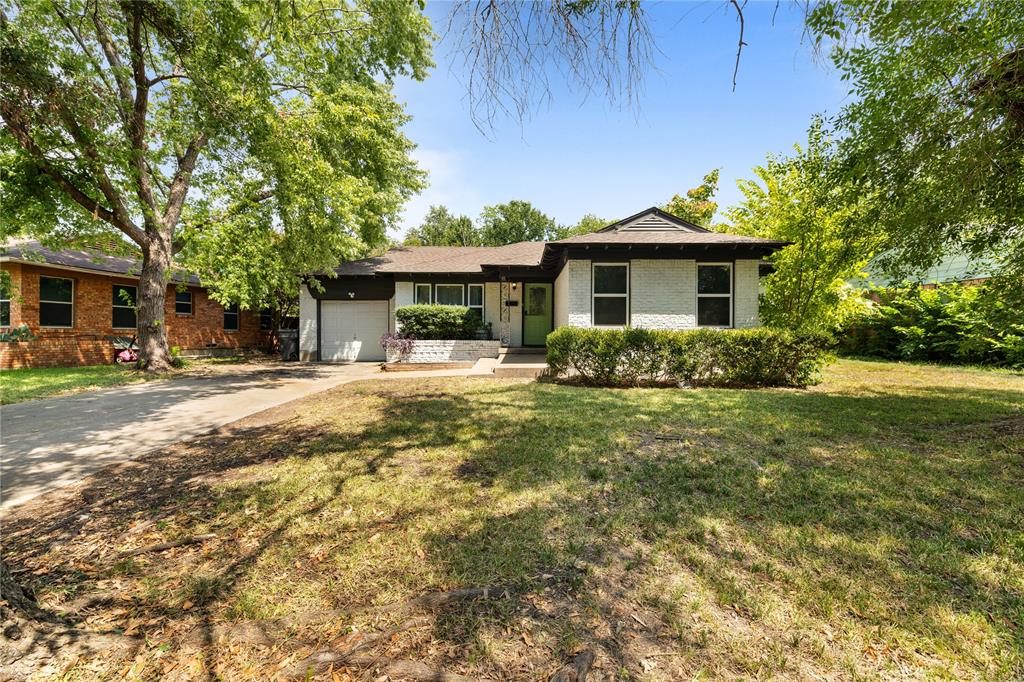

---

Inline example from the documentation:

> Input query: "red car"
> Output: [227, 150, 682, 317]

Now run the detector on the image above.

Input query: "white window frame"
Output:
[591, 262, 630, 327]
[414, 283, 432, 304]
[39, 275, 74, 328]
[175, 289, 193, 315]
[111, 284, 138, 330]
[696, 262, 733, 328]
[434, 283, 465, 307]
[467, 283, 484, 318]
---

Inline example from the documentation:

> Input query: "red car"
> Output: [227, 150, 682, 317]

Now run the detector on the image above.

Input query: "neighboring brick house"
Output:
[1, 241, 269, 369]
[297, 207, 786, 362]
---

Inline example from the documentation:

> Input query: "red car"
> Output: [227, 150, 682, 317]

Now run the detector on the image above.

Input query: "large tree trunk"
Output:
[137, 233, 173, 372]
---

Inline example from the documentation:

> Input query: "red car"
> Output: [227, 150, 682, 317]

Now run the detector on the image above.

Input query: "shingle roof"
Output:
[334, 241, 547, 275]
[550, 230, 786, 246]
[1, 239, 200, 284]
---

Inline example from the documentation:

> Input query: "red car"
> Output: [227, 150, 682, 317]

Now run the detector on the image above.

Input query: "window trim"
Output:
[223, 302, 240, 332]
[591, 262, 630, 327]
[111, 283, 138, 330]
[39, 275, 74, 328]
[434, 283, 465, 307]
[467, 283, 484, 319]
[175, 289, 194, 316]
[414, 283, 432, 305]
[0, 284, 10, 328]
[696, 262, 733, 328]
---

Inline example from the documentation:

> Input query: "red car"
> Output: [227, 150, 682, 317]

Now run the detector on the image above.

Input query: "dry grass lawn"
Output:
[3, 359, 1022, 680]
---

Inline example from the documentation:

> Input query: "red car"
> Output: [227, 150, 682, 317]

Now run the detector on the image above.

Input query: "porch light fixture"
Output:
[348, 292, 355, 298]
[511, 282, 518, 291]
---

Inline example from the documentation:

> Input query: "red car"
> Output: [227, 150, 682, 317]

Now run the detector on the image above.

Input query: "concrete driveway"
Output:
[0, 363, 381, 511]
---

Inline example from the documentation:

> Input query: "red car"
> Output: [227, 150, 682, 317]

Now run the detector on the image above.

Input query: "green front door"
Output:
[523, 283, 553, 346]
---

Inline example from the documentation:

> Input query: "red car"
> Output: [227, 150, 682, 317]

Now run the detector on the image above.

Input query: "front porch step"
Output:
[498, 346, 546, 355]
[493, 352, 549, 379]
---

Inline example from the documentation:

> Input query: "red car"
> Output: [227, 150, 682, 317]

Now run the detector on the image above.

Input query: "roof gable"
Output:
[599, 207, 710, 233]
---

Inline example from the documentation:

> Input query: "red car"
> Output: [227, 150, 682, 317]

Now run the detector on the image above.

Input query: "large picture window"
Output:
[175, 290, 193, 315]
[112, 284, 137, 329]
[0, 283, 10, 327]
[224, 302, 239, 331]
[414, 283, 432, 304]
[467, 284, 484, 319]
[435, 284, 464, 306]
[592, 263, 629, 326]
[39, 276, 73, 327]
[697, 263, 732, 327]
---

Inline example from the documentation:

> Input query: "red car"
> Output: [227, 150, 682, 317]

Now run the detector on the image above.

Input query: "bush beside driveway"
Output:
[2, 359, 1022, 680]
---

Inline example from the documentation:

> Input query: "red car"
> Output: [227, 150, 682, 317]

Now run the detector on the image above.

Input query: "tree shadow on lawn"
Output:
[3, 376, 1022, 679]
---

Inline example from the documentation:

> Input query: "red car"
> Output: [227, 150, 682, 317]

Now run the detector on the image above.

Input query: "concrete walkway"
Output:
[0, 363, 383, 511]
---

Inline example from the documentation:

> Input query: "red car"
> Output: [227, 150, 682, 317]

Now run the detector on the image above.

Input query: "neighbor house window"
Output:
[112, 284, 137, 329]
[697, 263, 732, 327]
[468, 284, 484, 319]
[259, 308, 273, 330]
[435, 284, 464, 306]
[224, 302, 239, 331]
[414, 283, 432, 304]
[592, 263, 629, 326]
[175, 290, 193, 315]
[39, 276, 73, 327]
[0, 283, 10, 327]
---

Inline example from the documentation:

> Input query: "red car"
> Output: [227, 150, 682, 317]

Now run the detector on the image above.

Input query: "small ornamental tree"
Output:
[0, 0, 432, 370]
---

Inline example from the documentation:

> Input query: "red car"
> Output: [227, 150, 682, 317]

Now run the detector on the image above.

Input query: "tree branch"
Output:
[122, 1, 157, 228]
[0, 104, 147, 246]
[730, 0, 747, 92]
[162, 132, 208, 228]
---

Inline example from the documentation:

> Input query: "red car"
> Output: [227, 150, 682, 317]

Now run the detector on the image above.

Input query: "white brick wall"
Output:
[565, 259, 592, 327]
[734, 259, 760, 328]
[387, 339, 501, 363]
[299, 284, 317, 361]
[630, 259, 696, 329]
[554, 258, 762, 332]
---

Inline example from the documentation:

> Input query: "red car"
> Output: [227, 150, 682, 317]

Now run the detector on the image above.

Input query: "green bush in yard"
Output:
[546, 326, 829, 388]
[841, 283, 1024, 368]
[395, 304, 481, 340]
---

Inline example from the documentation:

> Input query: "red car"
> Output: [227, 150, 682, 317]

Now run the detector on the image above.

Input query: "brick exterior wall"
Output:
[386, 339, 501, 363]
[1, 263, 266, 369]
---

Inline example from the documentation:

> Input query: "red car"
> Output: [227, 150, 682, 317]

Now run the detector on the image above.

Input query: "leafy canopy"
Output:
[404, 205, 479, 246]
[478, 200, 558, 245]
[0, 0, 433, 313]
[726, 120, 881, 333]
[662, 170, 720, 227]
[808, 0, 1024, 280]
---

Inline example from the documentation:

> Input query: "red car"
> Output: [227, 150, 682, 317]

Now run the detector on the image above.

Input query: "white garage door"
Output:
[320, 301, 389, 362]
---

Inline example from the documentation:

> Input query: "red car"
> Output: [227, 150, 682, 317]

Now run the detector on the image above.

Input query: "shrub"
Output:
[840, 283, 1024, 368]
[394, 304, 483, 340]
[546, 326, 829, 388]
[380, 332, 415, 360]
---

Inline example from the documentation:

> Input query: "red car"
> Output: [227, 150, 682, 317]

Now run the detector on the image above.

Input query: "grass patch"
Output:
[0, 364, 158, 403]
[5, 359, 1022, 680]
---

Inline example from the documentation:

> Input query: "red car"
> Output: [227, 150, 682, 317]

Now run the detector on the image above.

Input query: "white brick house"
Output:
[299, 208, 786, 362]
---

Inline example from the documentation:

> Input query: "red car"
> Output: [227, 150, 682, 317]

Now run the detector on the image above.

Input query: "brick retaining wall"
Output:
[386, 339, 501, 364]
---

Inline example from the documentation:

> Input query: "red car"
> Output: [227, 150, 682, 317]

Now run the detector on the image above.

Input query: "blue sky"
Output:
[391, 1, 850, 238]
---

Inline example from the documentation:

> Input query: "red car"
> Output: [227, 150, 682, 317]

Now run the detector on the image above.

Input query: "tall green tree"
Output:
[0, 0, 431, 370]
[726, 121, 881, 332]
[808, 0, 1024, 280]
[552, 213, 610, 240]
[662, 170, 720, 227]
[404, 205, 479, 246]
[478, 200, 557, 245]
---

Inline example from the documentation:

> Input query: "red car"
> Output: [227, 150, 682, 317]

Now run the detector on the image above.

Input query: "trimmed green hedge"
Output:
[546, 326, 830, 387]
[395, 304, 483, 340]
